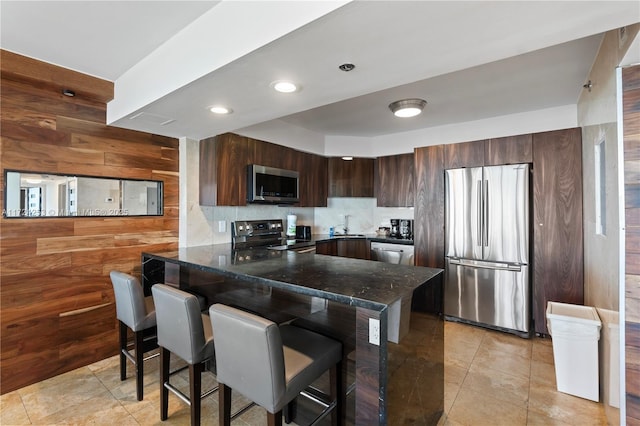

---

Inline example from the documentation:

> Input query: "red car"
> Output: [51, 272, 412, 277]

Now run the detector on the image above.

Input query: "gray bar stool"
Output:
[152, 284, 217, 426]
[209, 303, 343, 426]
[110, 271, 158, 401]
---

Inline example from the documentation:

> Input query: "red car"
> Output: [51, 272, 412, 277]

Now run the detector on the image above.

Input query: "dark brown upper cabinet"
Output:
[199, 133, 327, 207]
[328, 157, 374, 197]
[444, 140, 486, 169]
[200, 133, 251, 206]
[299, 151, 328, 207]
[444, 134, 532, 169]
[484, 134, 533, 166]
[375, 153, 414, 207]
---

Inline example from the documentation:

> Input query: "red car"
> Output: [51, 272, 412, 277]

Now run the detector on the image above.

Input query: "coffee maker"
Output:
[390, 219, 413, 239]
[399, 219, 413, 239]
[390, 219, 401, 238]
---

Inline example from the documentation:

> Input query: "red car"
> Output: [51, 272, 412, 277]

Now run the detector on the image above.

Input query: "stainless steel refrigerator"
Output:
[444, 164, 531, 335]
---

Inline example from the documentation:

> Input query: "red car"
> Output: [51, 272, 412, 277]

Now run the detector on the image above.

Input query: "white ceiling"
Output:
[1, 1, 639, 143]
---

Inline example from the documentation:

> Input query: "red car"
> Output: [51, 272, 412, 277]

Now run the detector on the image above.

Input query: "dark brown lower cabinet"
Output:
[315, 240, 337, 256]
[337, 239, 370, 260]
[316, 239, 369, 260]
[532, 127, 583, 335]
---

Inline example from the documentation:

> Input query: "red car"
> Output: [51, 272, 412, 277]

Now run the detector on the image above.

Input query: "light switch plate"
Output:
[218, 220, 226, 233]
[369, 318, 380, 346]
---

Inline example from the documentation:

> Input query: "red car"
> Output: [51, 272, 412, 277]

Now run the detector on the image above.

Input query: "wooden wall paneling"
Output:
[532, 128, 583, 335]
[0, 54, 179, 394]
[57, 116, 179, 149]
[414, 145, 445, 268]
[1, 77, 107, 124]
[484, 134, 533, 165]
[0, 50, 113, 103]
[3, 139, 104, 166]
[443, 140, 485, 169]
[104, 152, 178, 172]
[623, 64, 640, 425]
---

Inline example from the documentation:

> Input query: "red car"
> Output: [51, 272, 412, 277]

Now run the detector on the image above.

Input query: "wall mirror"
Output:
[3, 170, 163, 217]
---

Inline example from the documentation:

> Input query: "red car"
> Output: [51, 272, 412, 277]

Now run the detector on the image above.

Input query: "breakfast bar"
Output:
[142, 244, 444, 425]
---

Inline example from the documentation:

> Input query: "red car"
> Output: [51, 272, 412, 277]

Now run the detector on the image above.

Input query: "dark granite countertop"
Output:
[143, 243, 440, 311]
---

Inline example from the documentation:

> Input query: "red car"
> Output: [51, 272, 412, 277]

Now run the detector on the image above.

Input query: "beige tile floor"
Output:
[1, 321, 606, 425]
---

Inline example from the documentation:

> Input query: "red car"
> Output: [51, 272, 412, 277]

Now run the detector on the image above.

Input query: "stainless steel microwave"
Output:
[247, 165, 299, 204]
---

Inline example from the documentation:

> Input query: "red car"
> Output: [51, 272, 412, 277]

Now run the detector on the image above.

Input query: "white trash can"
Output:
[546, 301, 601, 401]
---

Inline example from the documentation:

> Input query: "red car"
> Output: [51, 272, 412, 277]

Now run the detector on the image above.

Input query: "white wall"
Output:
[326, 104, 577, 157]
[182, 104, 582, 245]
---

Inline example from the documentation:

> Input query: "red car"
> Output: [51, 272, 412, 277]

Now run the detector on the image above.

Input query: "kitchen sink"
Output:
[334, 234, 365, 238]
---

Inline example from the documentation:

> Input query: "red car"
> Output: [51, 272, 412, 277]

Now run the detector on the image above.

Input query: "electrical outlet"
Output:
[369, 318, 380, 346]
[218, 220, 226, 233]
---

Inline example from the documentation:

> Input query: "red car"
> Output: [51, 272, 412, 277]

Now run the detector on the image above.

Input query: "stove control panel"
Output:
[232, 219, 284, 248]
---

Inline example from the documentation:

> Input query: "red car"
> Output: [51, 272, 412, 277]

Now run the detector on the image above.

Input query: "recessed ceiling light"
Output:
[209, 106, 232, 114]
[62, 89, 75, 97]
[272, 81, 299, 93]
[389, 98, 427, 118]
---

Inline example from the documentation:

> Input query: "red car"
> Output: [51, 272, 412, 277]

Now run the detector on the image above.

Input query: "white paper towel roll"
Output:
[286, 214, 297, 236]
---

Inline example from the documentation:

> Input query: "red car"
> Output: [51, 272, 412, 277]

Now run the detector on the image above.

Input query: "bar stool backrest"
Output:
[110, 271, 155, 332]
[209, 304, 287, 413]
[151, 284, 210, 365]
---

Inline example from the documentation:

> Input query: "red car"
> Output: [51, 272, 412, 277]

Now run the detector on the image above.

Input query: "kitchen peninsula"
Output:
[142, 244, 444, 425]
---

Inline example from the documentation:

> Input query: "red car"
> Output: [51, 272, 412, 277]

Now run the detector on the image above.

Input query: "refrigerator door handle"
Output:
[449, 258, 522, 271]
[477, 180, 483, 247]
[483, 179, 489, 247]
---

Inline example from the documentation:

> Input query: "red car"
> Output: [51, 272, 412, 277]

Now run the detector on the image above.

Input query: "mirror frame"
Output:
[3, 169, 164, 218]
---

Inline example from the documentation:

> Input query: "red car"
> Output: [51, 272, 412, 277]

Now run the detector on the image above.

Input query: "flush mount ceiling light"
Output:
[271, 80, 299, 93]
[341, 156, 353, 161]
[388, 98, 427, 118]
[209, 106, 232, 115]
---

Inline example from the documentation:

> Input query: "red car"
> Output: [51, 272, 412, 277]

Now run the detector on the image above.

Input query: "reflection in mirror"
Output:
[4, 171, 163, 217]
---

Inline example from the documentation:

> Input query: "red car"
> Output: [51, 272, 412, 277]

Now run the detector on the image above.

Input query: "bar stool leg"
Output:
[267, 411, 282, 426]
[330, 361, 343, 426]
[160, 347, 170, 421]
[134, 330, 145, 401]
[119, 321, 127, 381]
[189, 363, 203, 426]
[219, 383, 232, 426]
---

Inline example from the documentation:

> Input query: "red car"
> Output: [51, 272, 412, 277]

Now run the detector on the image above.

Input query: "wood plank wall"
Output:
[0, 51, 179, 394]
[623, 64, 640, 424]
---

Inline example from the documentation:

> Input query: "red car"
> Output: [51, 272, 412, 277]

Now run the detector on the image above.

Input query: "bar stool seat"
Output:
[110, 271, 158, 401]
[209, 303, 343, 426]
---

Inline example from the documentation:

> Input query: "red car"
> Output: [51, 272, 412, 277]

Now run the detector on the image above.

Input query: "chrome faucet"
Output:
[342, 214, 349, 235]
